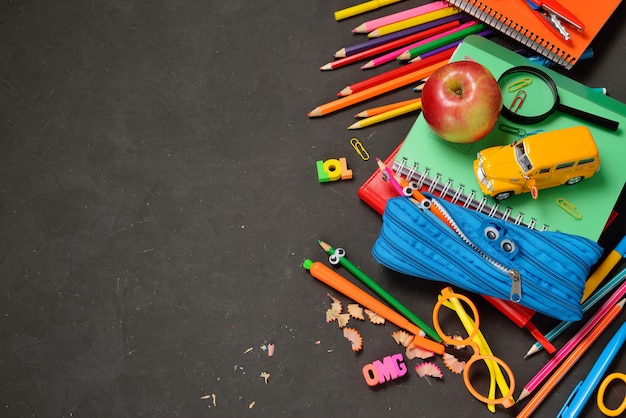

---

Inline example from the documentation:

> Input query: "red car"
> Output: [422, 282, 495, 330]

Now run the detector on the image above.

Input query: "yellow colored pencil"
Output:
[355, 98, 421, 118]
[368, 6, 460, 37]
[348, 98, 422, 129]
[335, 0, 404, 21]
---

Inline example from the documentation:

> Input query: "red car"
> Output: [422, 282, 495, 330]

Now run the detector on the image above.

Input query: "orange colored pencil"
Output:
[355, 98, 422, 118]
[516, 299, 625, 418]
[308, 61, 445, 117]
[337, 49, 453, 96]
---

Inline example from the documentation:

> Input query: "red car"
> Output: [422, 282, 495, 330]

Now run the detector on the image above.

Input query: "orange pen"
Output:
[303, 259, 445, 355]
[516, 298, 625, 418]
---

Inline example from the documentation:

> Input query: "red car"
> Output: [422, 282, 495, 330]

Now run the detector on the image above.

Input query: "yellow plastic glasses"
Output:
[433, 287, 516, 409]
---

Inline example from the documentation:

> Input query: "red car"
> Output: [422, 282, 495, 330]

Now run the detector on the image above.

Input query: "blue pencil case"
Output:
[372, 195, 603, 321]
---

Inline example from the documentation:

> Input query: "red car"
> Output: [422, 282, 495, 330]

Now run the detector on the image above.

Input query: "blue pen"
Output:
[557, 321, 626, 418]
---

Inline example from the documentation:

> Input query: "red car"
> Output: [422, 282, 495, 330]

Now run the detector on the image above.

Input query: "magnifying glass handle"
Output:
[558, 103, 619, 131]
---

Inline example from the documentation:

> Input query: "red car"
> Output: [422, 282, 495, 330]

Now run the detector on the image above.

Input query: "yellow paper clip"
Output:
[506, 77, 532, 92]
[556, 197, 582, 219]
[509, 90, 526, 113]
[350, 137, 370, 161]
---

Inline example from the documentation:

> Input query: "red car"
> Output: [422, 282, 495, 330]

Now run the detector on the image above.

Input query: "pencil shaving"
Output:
[405, 342, 435, 360]
[415, 362, 443, 379]
[337, 313, 351, 328]
[267, 343, 275, 357]
[364, 309, 385, 325]
[260, 371, 270, 384]
[326, 294, 343, 322]
[391, 330, 414, 347]
[343, 327, 363, 352]
[347, 303, 364, 320]
[443, 352, 465, 374]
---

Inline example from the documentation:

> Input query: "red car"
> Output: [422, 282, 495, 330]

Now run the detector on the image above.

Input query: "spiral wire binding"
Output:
[393, 157, 549, 231]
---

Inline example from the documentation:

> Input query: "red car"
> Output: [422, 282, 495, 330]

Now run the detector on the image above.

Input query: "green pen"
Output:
[318, 240, 441, 343]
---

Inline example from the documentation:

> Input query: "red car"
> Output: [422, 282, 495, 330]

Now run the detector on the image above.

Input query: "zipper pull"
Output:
[509, 270, 522, 302]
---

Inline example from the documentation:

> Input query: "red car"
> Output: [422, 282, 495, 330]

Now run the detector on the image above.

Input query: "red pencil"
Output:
[337, 48, 453, 96]
[320, 20, 458, 71]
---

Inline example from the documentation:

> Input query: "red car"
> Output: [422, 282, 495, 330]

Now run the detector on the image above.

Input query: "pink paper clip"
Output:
[509, 90, 526, 113]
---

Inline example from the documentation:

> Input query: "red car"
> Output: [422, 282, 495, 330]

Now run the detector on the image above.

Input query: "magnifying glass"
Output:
[497, 66, 619, 131]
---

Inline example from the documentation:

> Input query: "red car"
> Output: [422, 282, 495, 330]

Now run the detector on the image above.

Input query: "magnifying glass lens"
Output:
[498, 72, 555, 119]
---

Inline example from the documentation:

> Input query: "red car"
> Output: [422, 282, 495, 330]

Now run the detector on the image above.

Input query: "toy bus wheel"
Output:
[565, 176, 583, 185]
[494, 191, 513, 201]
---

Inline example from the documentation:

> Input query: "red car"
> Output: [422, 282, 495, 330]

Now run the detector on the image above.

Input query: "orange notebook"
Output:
[445, 0, 622, 68]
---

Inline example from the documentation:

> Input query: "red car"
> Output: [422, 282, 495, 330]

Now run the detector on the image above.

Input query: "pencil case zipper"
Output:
[379, 197, 582, 317]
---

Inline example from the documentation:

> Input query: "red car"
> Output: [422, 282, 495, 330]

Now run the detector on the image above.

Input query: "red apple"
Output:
[421, 61, 502, 144]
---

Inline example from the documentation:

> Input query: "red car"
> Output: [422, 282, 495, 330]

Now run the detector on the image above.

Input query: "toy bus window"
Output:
[556, 162, 575, 170]
[538, 168, 550, 174]
[578, 158, 595, 165]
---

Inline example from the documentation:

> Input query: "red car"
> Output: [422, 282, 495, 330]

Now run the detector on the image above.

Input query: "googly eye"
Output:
[402, 186, 413, 197]
[484, 226, 500, 240]
[409, 181, 419, 190]
[335, 248, 345, 257]
[501, 239, 516, 253]
[329, 254, 340, 265]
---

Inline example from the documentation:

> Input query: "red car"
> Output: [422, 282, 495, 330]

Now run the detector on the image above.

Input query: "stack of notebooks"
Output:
[359, 35, 626, 244]
[445, 0, 622, 68]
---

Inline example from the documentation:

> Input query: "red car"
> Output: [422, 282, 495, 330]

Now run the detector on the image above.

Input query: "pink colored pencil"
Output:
[362, 21, 476, 69]
[352, 1, 448, 33]
[517, 279, 626, 401]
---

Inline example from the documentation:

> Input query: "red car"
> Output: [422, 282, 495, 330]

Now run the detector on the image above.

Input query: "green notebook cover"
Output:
[394, 35, 626, 241]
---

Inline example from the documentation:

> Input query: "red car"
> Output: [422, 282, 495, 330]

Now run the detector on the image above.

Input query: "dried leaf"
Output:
[347, 304, 364, 320]
[337, 313, 351, 328]
[364, 309, 385, 325]
[415, 362, 443, 379]
[343, 327, 363, 352]
[443, 352, 465, 374]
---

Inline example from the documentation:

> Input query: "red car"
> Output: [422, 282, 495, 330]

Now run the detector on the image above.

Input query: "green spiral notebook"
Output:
[393, 35, 626, 241]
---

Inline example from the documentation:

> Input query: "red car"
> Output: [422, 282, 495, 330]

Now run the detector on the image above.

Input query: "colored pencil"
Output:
[335, 0, 404, 21]
[308, 61, 446, 117]
[355, 98, 421, 118]
[352, 1, 448, 33]
[368, 6, 460, 38]
[348, 98, 422, 129]
[525, 266, 626, 358]
[321, 21, 458, 70]
[518, 280, 626, 402]
[582, 234, 626, 302]
[515, 299, 625, 418]
[362, 21, 476, 69]
[397, 22, 484, 61]
[337, 13, 465, 57]
[407, 29, 494, 63]
[339, 49, 453, 96]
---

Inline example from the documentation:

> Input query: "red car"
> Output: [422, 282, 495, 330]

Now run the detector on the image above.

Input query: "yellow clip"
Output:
[506, 77, 532, 92]
[556, 197, 582, 219]
[350, 137, 370, 161]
